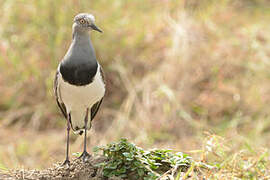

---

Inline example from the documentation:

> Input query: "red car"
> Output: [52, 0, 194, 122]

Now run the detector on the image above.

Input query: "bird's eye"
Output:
[79, 19, 86, 24]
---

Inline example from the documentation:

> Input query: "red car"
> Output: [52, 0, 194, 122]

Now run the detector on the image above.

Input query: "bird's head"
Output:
[73, 13, 102, 33]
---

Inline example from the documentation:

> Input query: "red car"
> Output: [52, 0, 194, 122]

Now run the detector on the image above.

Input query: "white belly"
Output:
[58, 65, 105, 132]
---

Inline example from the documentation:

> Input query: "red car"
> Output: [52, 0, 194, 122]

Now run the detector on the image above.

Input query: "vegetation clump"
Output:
[94, 138, 192, 179]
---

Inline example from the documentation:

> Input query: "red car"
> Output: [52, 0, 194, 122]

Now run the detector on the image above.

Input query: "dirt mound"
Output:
[0, 156, 121, 180]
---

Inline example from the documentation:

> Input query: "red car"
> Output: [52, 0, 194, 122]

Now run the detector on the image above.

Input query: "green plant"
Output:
[94, 138, 192, 179]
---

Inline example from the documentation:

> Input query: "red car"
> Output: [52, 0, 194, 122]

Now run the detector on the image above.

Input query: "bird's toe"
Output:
[78, 151, 91, 162]
[62, 159, 70, 166]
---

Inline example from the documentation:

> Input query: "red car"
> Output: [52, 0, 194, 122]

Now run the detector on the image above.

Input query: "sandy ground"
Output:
[0, 156, 120, 180]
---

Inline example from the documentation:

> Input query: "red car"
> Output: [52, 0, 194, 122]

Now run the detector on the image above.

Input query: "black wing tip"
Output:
[91, 98, 104, 120]
[54, 71, 68, 119]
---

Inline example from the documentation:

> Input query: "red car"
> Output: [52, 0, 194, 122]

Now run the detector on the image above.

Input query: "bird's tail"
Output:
[70, 110, 91, 134]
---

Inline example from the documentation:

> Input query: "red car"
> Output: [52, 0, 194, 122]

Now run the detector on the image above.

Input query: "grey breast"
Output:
[60, 34, 98, 86]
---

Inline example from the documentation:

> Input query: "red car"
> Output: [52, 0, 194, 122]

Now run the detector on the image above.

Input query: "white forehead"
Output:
[74, 13, 95, 23]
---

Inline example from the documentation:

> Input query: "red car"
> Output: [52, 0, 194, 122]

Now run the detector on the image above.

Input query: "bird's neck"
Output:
[71, 30, 96, 59]
[72, 30, 90, 43]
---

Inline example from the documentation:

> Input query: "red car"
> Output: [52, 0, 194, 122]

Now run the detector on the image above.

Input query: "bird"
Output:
[53, 13, 105, 165]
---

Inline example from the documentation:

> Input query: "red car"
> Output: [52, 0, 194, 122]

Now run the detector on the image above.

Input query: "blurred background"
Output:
[0, 0, 270, 171]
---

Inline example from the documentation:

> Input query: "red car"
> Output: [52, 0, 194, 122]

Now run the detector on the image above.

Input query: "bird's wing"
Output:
[90, 65, 105, 120]
[54, 71, 68, 119]
[99, 65, 106, 85]
[91, 98, 103, 120]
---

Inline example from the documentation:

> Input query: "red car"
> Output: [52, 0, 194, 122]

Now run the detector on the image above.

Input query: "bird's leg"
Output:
[62, 113, 71, 166]
[79, 108, 91, 162]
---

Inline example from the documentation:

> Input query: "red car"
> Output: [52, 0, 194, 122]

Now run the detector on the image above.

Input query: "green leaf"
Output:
[123, 152, 131, 157]
[106, 163, 118, 169]
[137, 168, 144, 176]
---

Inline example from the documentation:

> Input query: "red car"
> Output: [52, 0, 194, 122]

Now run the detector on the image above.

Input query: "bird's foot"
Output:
[62, 159, 70, 166]
[78, 151, 91, 162]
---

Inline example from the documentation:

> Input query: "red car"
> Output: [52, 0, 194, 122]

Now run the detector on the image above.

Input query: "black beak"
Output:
[89, 24, 103, 33]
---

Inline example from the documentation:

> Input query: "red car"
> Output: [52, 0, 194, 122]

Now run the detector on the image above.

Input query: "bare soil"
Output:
[0, 156, 121, 180]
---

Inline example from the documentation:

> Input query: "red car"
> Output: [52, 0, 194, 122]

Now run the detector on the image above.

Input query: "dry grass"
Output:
[0, 0, 270, 178]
